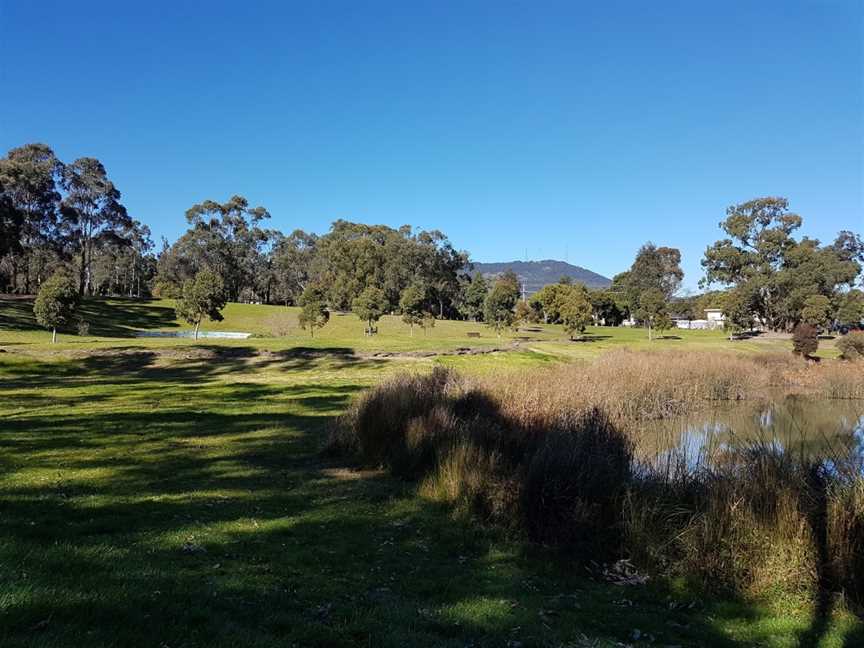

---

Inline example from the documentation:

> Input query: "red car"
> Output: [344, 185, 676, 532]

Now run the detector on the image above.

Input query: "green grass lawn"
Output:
[1, 297, 859, 646]
[3, 296, 826, 358]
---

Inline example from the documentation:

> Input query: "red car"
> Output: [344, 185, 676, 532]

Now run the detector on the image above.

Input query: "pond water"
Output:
[642, 396, 864, 472]
[134, 331, 251, 339]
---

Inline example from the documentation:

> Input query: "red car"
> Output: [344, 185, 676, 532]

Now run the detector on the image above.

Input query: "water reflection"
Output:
[642, 396, 864, 474]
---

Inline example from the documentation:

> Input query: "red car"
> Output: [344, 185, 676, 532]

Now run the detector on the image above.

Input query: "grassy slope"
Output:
[0, 298, 859, 646]
[2, 296, 830, 358]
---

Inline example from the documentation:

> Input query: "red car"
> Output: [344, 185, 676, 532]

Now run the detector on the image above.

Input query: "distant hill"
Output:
[471, 260, 612, 295]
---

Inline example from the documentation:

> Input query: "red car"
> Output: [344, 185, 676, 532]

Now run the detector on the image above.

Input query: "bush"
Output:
[265, 311, 294, 337]
[523, 410, 632, 556]
[792, 323, 818, 357]
[75, 318, 90, 336]
[836, 331, 864, 360]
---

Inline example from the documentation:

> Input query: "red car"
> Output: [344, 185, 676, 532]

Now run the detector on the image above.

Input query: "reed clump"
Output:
[330, 352, 864, 604]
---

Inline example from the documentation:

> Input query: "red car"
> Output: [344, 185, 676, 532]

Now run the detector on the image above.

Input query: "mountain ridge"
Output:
[471, 259, 612, 294]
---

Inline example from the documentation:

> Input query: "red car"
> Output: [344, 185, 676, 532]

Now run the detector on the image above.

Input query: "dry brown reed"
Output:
[329, 351, 864, 604]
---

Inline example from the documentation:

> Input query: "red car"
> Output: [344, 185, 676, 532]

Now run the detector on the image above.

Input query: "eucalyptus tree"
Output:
[310, 220, 468, 315]
[483, 277, 519, 337]
[702, 197, 862, 329]
[60, 157, 131, 295]
[90, 219, 154, 296]
[271, 229, 318, 305]
[634, 288, 671, 341]
[0, 144, 64, 292]
[460, 272, 489, 322]
[183, 195, 274, 302]
[352, 285, 386, 334]
[399, 284, 426, 336]
[559, 286, 593, 339]
[159, 195, 274, 302]
[624, 242, 683, 310]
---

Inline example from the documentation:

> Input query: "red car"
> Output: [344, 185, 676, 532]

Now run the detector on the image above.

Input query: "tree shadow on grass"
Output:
[0, 344, 389, 392]
[0, 297, 179, 336]
[1, 357, 861, 647]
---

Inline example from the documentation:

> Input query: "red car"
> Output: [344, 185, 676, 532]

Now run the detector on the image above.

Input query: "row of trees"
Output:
[0, 144, 154, 297]
[6, 144, 862, 339]
[156, 213, 474, 318]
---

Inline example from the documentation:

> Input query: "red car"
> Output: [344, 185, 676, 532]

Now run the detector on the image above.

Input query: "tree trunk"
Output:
[194, 320, 200, 340]
[79, 247, 87, 295]
[52, 327, 57, 344]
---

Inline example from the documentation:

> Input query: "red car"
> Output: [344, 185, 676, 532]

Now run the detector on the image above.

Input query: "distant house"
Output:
[674, 308, 726, 330]
[705, 308, 725, 324]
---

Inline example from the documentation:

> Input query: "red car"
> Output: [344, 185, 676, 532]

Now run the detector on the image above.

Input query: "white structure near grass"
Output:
[674, 308, 726, 330]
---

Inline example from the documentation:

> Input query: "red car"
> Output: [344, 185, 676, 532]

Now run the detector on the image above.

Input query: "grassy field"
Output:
[2, 295, 832, 358]
[1, 297, 860, 646]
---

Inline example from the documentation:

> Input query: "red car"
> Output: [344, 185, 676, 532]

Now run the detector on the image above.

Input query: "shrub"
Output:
[792, 323, 818, 357]
[265, 311, 294, 337]
[523, 410, 632, 556]
[836, 331, 864, 360]
[75, 318, 90, 336]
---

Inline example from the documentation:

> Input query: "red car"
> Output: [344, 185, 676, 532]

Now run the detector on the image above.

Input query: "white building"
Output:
[674, 308, 726, 330]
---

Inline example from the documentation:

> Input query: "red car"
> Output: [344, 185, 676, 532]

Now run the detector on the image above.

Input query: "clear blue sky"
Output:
[2, 0, 862, 290]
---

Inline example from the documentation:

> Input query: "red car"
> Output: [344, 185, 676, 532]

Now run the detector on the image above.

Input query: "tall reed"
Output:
[329, 352, 864, 604]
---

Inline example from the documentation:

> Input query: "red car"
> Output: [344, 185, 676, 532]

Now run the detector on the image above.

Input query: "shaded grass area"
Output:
[1, 349, 862, 646]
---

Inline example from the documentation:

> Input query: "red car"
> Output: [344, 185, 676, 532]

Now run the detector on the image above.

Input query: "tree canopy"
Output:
[33, 270, 80, 343]
[175, 269, 228, 339]
[701, 197, 862, 330]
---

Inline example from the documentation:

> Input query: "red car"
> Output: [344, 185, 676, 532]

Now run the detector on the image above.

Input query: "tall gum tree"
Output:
[60, 158, 130, 295]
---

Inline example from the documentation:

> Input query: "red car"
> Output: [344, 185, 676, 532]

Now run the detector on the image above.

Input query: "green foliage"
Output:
[460, 272, 489, 321]
[152, 278, 181, 299]
[159, 195, 272, 303]
[837, 290, 864, 326]
[62, 157, 131, 295]
[836, 331, 864, 360]
[308, 221, 469, 316]
[531, 283, 567, 323]
[588, 289, 626, 326]
[421, 311, 436, 335]
[297, 285, 329, 337]
[801, 294, 832, 329]
[702, 197, 863, 330]
[623, 242, 683, 309]
[792, 323, 818, 357]
[33, 271, 80, 341]
[352, 285, 386, 332]
[514, 300, 534, 328]
[175, 269, 227, 339]
[399, 284, 427, 335]
[722, 287, 756, 337]
[634, 288, 670, 340]
[559, 287, 593, 339]
[483, 277, 519, 336]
